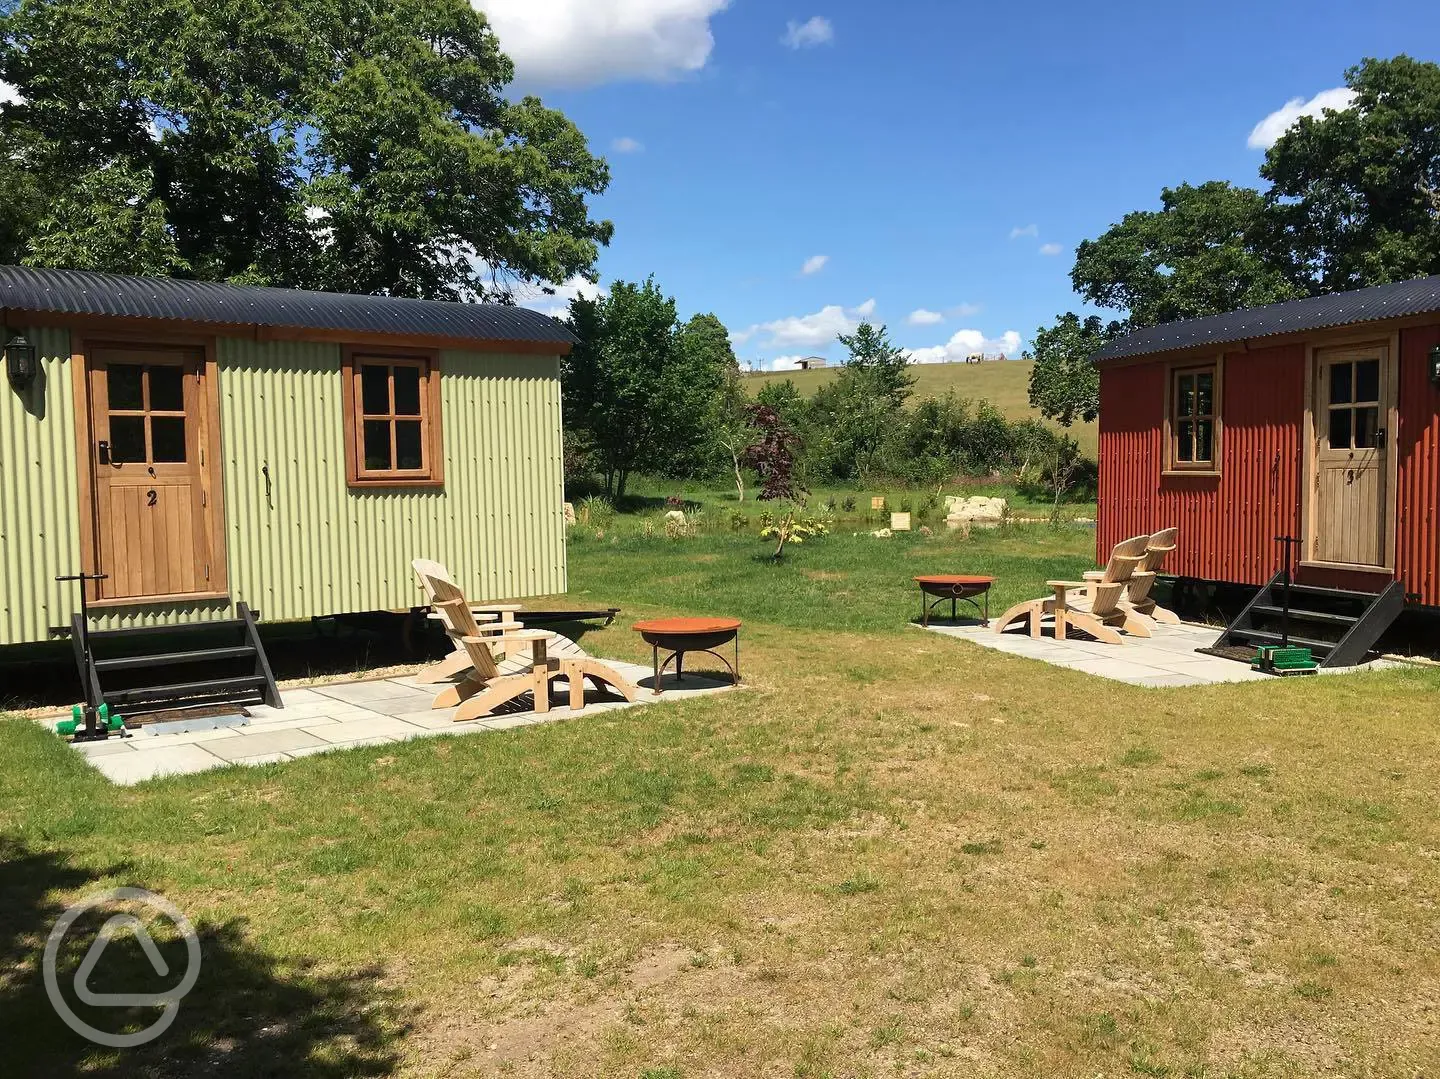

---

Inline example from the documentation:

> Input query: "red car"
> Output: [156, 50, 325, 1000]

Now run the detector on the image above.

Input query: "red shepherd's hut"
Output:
[1092, 273, 1440, 665]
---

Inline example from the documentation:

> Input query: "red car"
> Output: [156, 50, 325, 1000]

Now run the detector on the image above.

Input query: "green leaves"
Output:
[1027, 313, 1121, 428]
[0, 0, 611, 297]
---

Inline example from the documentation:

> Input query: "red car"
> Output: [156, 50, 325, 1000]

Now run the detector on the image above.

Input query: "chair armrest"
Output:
[1082, 570, 1103, 581]
[472, 604, 524, 613]
[1046, 580, 1089, 591]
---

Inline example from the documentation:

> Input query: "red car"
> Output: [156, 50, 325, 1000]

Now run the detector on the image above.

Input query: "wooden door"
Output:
[86, 347, 219, 600]
[1311, 345, 1390, 566]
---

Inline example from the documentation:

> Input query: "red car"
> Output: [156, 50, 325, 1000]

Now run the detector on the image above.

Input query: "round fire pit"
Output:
[632, 617, 742, 696]
[913, 575, 995, 627]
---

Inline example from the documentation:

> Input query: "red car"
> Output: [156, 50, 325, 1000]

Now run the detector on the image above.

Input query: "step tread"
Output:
[86, 620, 247, 641]
[1272, 582, 1383, 602]
[105, 675, 269, 704]
[1227, 627, 1336, 652]
[94, 646, 257, 672]
[1250, 605, 1358, 626]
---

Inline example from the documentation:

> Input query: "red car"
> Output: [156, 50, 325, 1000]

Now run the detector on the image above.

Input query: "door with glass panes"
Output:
[86, 346, 220, 600]
[1311, 344, 1390, 567]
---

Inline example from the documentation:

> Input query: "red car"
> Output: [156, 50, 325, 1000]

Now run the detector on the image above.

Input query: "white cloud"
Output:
[907, 308, 944, 326]
[950, 302, 982, 318]
[741, 298, 875, 350]
[782, 15, 833, 49]
[905, 328, 1024, 364]
[767, 355, 809, 372]
[800, 254, 829, 276]
[473, 0, 729, 88]
[611, 136, 644, 153]
[0, 80, 21, 106]
[1247, 86, 1357, 150]
[1039, 243, 1064, 256]
[1009, 223, 1038, 239]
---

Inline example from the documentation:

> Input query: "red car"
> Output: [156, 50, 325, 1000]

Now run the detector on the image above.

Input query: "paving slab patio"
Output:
[51, 658, 737, 785]
[925, 619, 1398, 687]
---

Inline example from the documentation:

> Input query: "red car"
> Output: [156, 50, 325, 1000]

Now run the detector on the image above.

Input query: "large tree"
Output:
[0, 0, 611, 298]
[1260, 55, 1440, 293]
[1070, 181, 1303, 327]
[563, 280, 729, 498]
[1027, 313, 1123, 427]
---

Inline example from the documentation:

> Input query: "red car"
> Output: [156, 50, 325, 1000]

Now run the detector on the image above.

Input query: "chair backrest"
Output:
[1092, 535, 1152, 614]
[421, 570, 500, 681]
[1141, 528, 1178, 573]
[412, 558, 456, 603]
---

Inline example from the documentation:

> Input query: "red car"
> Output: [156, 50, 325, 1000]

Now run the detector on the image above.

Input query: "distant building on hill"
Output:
[796, 356, 828, 370]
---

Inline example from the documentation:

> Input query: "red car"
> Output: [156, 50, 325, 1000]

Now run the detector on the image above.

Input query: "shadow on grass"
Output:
[0, 836, 409, 1077]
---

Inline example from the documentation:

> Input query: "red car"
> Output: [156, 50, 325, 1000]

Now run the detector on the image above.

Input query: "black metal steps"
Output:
[1212, 573, 1406, 668]
[72, 603, 282, 717]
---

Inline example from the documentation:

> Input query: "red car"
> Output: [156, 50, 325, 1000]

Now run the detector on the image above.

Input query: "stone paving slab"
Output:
[925, 620, 1395, 687]
[60, 654, 739, 785]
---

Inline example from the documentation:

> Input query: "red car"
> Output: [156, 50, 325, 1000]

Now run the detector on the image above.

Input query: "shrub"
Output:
[664, 514, 695, 540]
[842, 495, 857, 513]
[577, 495, 614, 527]
[729, 510, 748, 531]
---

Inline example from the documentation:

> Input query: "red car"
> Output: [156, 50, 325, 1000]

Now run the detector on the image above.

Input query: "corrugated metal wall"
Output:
[1396, 326, 1440, 605]
[1098, 344, 1306, 587]
[0, 331, 566, 644]
[0, 326, 83, 643]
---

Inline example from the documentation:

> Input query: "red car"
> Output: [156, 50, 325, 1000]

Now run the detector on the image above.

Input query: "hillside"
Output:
[742, 359, 1099, 459]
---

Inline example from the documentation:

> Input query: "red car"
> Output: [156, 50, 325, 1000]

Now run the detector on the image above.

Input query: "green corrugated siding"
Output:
[0, 326, 82, 644]
[0, 331, 566, 645]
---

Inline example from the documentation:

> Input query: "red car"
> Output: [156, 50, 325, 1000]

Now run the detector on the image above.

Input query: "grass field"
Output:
[4, 521, 1440, 1077]
[742, 359, 1100, 459]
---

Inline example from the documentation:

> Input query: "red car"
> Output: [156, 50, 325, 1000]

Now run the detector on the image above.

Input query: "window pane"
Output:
[1195, 420, 1214, 463]
[1354, 406, 1379, 449]
[107, 364, 144, 410]
[363, 420, 392, 471]
[1195, 372, 1214, 416]
[109, 416, 146, 462]
[361, 364, 390, 416]
[1176, 421, 1194, 462]
[151, 416, 186, 462]
[1329, 362, 1353, 405]
[149, 365, 185, 411]
[1176, 375, 1195, 418]
[1328, 408, 1352, 449]
[1354, 359, 1380, 403]
[395, 420, 423, 470]
[393, 366, 422, 416]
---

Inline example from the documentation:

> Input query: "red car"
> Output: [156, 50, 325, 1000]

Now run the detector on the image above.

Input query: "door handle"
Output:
[97, 440, 111, 465]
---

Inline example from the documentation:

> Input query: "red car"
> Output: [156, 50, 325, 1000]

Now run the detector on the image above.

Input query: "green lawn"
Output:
[741, 359, 1100, 460]
[4, 520, 1440, 1077]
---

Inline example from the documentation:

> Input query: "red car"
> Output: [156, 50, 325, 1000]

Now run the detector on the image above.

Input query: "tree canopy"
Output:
[0, 0, 611, 298]
[1031, 54, 1440, 427]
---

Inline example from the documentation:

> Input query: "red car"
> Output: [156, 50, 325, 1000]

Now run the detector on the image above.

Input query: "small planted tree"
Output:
[741, 404, 821, 560]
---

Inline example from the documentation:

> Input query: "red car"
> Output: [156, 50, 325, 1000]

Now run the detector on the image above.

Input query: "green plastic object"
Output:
[1253, 644, 1319, 675]
[56, 705, 82, 736]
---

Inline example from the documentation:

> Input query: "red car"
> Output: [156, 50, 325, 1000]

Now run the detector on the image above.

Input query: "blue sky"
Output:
[476, 0, 1439, 371]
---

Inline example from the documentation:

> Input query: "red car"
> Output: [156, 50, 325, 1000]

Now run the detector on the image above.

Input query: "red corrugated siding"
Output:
[1098, 345, 1305, 586]
[1396, 326, 1440, 605]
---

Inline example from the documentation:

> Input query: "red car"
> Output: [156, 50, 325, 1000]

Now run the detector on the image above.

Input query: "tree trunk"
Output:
[616, 470, 629, 499]
[730, 449, 745, 503]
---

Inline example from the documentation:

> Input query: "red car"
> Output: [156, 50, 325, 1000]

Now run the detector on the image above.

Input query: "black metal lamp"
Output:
[4, 334, 37, 391]
[1430, 343, 1440, 388]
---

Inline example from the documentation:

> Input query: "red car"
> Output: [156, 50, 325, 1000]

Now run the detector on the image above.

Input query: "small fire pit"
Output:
[913, 575, 995, 627]
[632, 617, 741, 696]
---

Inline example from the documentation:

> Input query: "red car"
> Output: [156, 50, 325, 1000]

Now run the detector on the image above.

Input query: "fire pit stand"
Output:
[913, 575, 996, 627]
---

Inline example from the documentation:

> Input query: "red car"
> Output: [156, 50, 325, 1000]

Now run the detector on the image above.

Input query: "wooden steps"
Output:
[73, 603, 282, 717]
[1212, 573, 1405, 668]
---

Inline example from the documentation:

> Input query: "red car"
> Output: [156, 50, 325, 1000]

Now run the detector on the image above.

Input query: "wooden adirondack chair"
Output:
[994, 534, 1154, 644]
[422, 572, 638, 722]
[412, 558, 525, 684]
[1081, 528, 1180, 624]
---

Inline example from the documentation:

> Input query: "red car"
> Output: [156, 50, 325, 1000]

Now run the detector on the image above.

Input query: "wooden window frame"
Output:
[341, 346, 444, 488]
[1162, 357, 1223, 476]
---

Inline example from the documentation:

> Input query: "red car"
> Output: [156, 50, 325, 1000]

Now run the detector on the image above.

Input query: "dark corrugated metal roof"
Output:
[0, 265, 576, 347]
[1093, 273, 1440, 363]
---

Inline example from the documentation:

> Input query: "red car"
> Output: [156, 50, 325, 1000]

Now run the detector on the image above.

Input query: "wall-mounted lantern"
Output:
[1430, 343, 1440, 388]
[4, 334, 37, 392]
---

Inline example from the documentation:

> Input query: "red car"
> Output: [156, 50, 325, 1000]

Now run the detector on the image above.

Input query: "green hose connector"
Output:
[56, 705, 82, 737]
